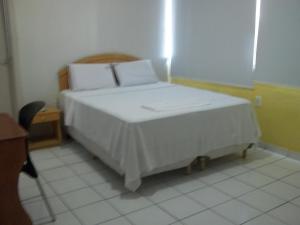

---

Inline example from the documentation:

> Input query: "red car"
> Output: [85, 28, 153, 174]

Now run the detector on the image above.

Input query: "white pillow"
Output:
[114, 60, 159, 87]
[69, 64, 116, 91]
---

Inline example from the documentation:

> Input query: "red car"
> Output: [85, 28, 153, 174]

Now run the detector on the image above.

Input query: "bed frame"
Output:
[58, 53, 140, 91]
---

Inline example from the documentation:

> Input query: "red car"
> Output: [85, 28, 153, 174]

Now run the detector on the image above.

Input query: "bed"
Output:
[58, 53, 260, 191]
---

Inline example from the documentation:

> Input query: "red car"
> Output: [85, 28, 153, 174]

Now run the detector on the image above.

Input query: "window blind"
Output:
[254, 0, 300, 86]
[172, 0, 256, 87]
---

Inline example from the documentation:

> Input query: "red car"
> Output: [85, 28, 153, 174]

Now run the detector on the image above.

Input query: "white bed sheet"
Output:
[60, 82, 260, 191]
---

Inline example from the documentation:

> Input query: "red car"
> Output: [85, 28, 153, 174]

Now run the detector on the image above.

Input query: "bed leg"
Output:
[186, 164, 192, 175]
[92, 155, 98, 160]
[186, 158, 198, 175]
[242, 149, 247, 159]
[242, 144, 254, 159]
[199, 157, 207, 170]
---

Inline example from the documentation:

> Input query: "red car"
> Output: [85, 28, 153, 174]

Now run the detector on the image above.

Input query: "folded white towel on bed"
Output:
[142, 99, 211, 112]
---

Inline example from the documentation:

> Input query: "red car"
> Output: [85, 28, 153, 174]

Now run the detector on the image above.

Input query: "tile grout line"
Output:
[27, 145, 300, 225]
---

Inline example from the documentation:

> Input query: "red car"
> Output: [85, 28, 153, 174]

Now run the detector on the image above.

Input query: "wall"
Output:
[10, 0, 100, 107]
[0, 65, 12, 113]
[0, 2, 12, 114]
[173, 77, 300, 153]
[9, 0, 166, 108]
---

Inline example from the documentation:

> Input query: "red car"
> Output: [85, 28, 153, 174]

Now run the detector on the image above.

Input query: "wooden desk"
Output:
[0, 113, 32, 225]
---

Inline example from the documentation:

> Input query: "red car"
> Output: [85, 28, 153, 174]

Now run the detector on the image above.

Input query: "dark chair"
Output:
[19, 101, 56, 223]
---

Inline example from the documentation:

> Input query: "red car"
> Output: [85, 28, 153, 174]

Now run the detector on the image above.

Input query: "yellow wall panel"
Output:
[172, 77, 300, 153]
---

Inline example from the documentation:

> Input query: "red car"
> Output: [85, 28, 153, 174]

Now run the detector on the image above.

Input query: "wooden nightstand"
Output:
[29, 106, 62, 150]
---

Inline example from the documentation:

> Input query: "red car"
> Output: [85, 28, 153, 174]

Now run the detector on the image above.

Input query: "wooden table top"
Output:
[0, 113, 27, 142]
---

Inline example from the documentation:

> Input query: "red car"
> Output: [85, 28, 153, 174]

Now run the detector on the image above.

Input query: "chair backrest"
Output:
[18, 101, 45, 131]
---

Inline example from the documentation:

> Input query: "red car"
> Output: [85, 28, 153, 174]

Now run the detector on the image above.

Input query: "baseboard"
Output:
[259, 142, 300, 161]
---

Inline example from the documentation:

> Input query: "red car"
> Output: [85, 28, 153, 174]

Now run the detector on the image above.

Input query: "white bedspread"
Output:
[60, 82, 260, 191]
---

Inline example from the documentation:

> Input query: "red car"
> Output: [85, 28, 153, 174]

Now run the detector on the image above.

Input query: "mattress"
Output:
[60, 82, 260, 191]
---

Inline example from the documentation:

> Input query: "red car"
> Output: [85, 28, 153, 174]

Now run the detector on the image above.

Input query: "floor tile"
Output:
[281, 172, 300, 188]
[20, 182, 55, 202]
[35, 212, 81, 225]
[61, 187, 103, 209]
[80, 171, 109, 186]
[24, 197, 67, 222]
[52, 146, 80, 157]
[99, 217, 132, 225]
[73, 201, 120, 225]
[208, 155, 241, 170]
[292, 196, 300, 207]
[260, 152, 285, 163]
[240, 150, 280, 169]
[41, 166, 76, 182]
[243, 214, 286, 225]
[238, 189, 285, 212]
[240, 151, 283, 169]
[19, 173, 37, 187]
[268, 203, 300, 225]
[242, 158, 273, 169]
[213, 200, 261, 225]
[168, 176, 206, 194]
[69, 161, 105, 175]
[221, 164, 249, 176]
[50, 176, 87, 194]
[127, 205, 175, 225]
[159, 195, 205, 219]
[182, 210, 234, 225]
[246, 149, 283, 164]
[188, 186, 231, 208]
[213, 178, 254, 197]
[59, 153, 89, 165]
[23, 142, 300, 225]
[236, 171, 274, 188]
[199, 171, 230, 185]
[108, 192, 153, 215]
[256, 164, 294, 179]
[139, 183, 181, 203]
[93, 180, 128, 199]
[30, 150, 56, 161]
[273, 158, 300, 171]
[261, 181, 300, 201]
[35, 158, 64, 171]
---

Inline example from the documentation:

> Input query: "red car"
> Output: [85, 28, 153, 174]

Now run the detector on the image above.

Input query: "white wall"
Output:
[10, 0, 100, 107]
[10, 0, 166, 107]
[0, 3, 12, 114]
[0, 65, 12, 113]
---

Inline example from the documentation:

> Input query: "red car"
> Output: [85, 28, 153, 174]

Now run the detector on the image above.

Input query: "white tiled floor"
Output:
[20, 142, 300, 225]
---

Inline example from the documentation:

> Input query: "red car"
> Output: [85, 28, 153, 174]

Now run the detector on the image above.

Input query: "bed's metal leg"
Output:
[242, 149, 248, 159]
[242, 144, 254, 159]
[186, 164, 192, 175]
[186, 158, 198, 175]
[199, 157, 207, 170]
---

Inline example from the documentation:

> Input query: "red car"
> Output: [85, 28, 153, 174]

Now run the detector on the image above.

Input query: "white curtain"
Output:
[172, 0, 256, 87]
[254, 0, 300, 86]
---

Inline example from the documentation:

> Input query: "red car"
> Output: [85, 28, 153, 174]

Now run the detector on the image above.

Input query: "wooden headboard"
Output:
[58, 53, 140, 91]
